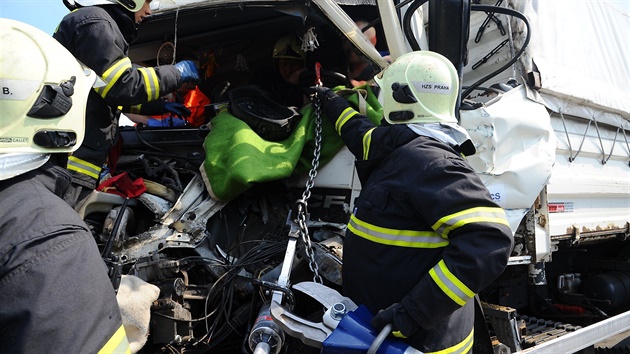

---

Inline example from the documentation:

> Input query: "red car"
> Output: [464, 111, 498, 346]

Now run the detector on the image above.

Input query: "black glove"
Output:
[174, 60, 200, 83]
[307, 85, 338, 105]
[164, 102, 191, 118]
[371, 303, 421, 338]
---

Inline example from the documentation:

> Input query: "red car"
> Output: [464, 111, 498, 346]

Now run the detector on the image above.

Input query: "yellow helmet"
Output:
[0, 18, 96, 155]
[272, 35, 306, 62]
[374, 51, 459, 125]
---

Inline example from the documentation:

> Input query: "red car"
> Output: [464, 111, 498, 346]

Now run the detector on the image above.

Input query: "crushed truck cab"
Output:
[75, 0, 630, 353]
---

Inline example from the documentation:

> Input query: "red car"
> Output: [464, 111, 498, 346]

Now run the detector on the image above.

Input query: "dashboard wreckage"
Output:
[74, 0, 630, 353]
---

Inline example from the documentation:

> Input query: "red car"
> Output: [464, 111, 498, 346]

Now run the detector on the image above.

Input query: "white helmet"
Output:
[374, 51, 459, 125]
[64, 0, 145, 12]
[0, 19, 96, 179]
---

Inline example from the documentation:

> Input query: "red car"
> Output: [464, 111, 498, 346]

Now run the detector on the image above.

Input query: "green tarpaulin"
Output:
[200, 86, 382, 201]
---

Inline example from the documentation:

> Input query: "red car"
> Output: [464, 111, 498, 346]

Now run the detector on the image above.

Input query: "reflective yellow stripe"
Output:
[130, 104, 142, 114]
[348, 214, 448, 248]
[137, 67, 159, 101]
[67, 156, 101, 179]
[95, 58, 132, 98]
[98, 325, 131, 354]
[427, 327, 474, 354]
[392, 330, 406, 338]
[335, 107, 358, 134]
[432, 206, 509, 238]
[362, 128, 375, 160]
[429, 260, 475, 306]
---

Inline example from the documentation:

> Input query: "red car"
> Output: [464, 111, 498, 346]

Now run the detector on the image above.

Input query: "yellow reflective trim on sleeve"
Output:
[98, 325, 131, 354]
[429, 260, 475, 306]
[392, 330, 406, 338]
[426, 327, 474, 354]
[67, 156, 101, 179]
[130, 104, 142, 114]
[335, 107, 359, 134]
[348, 214, 448, 248]
[95, 57, 132, 99]
[432, 206, 509, 237]
[362, 127, 375, 160]
[137, 67, 159, 101]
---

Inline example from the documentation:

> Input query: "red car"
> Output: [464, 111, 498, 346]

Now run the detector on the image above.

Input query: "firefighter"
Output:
[53, 0, 200, 207]
[0, 19, 130, 353]
[254, 34, 310, 108]
[309, 51, 514, 353]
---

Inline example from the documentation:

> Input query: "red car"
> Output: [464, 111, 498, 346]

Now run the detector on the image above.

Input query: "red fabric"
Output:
[183, 86, 212, 126]
[152, 86, 211, 126]
[97, 172, 147, 198]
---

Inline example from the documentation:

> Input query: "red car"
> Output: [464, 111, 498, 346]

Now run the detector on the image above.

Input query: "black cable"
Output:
[191, 240, 286, 346]
[461, 5, 531, 99]
[365, 2, 530, 101]
[402, 0, 430, 51]
[133, 124, 164, 151]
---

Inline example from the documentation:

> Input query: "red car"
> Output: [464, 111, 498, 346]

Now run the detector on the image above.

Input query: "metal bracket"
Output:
[270, 281, 357, 348]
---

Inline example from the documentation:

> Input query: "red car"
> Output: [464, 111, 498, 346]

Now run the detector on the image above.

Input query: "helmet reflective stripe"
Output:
[432, 206, 509, 238]
[0, 18, 95, 155]
[68, 0, 145, 12]
[94, 57, 132, 98]
[429, 259, 475, 306]
[374, 51, 460, 125]
[348, 214, 448, 248]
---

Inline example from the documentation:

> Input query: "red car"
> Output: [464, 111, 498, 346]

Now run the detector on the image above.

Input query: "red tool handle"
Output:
[315, 62, 323, 86]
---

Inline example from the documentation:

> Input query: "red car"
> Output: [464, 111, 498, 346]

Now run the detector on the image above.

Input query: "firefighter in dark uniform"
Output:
[53, 0, 199, 206]
[310, 51, 514, 353]
[0, 19, 130, 353]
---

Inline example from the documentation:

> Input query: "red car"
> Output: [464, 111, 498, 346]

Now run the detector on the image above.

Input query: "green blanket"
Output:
[200, 86, 383, 201]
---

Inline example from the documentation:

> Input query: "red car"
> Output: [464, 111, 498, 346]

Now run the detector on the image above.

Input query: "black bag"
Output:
[228, 86, 302, 141]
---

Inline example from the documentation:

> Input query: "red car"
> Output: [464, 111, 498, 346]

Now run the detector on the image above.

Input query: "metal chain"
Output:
[294, 93, 324, 284]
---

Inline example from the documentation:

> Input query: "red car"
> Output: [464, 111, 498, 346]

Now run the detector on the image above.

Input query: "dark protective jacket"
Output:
[0, 160, 129, 353]
[53, 5, 181, 190]
[321, 95, 514, 353]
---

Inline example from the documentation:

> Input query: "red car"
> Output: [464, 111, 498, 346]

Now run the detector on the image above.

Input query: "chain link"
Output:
[294, 93, 324, 284]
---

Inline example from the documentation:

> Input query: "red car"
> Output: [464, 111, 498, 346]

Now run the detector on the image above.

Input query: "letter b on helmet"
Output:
[0, 18, 96, 154]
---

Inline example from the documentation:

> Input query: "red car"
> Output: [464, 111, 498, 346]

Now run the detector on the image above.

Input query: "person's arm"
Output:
[125, 112, 187, 128]
[54, 9, 194, 108]
[124, 113, 151, 125]
[372, 154, 514, 336]
[310, 87, 375, 157]
[310, 86, 401, 161]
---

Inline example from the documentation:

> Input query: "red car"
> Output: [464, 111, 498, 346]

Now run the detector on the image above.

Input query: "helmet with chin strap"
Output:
[63, 0, 145, 12]
[0, 18, 96, 180]
[374, 51, 459, 125]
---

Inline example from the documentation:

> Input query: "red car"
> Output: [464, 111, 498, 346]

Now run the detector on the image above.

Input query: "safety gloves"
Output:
[146, 101, 191, 127]
[307, 85, 339, 106]
[164, 102, 191, 118]
[174, 60, 200, 84]
[371, 302, 422, 338]
[146, 117, 187, 127]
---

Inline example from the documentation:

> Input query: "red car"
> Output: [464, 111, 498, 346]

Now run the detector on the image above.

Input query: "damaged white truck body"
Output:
[83, 0, 630, 352]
